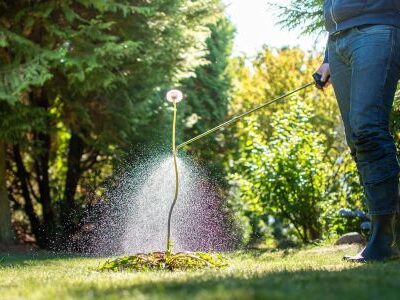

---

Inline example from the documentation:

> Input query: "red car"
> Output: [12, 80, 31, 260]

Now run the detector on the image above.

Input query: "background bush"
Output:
[225, 48, 364, 246]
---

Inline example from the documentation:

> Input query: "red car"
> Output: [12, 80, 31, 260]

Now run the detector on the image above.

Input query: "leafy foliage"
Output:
[230, 100, 363, 243]
[181, 18, 235, 168]
[390, 85, 400, 149]
[0, 0, 224, 247]
[226, 48, 364, 245]
[270, 0, 325, 34]
[97, 252, 228, 272]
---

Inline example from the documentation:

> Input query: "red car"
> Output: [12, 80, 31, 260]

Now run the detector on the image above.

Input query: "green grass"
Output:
[1, 245, 400, 300]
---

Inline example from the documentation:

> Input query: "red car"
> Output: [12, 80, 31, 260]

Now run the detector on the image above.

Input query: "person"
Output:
[316, 0, 400, 262]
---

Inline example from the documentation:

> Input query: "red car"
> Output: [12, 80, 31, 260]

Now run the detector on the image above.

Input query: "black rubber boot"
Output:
[343, 214, 400, 262]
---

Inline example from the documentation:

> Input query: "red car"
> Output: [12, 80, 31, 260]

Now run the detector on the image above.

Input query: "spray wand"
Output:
[165, 74, 327, 252]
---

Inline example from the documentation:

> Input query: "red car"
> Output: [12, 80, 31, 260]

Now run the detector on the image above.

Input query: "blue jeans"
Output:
[328, 24, 400, 215]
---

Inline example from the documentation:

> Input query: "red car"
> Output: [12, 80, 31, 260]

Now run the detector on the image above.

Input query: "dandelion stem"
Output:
[167, 101, 179, 252]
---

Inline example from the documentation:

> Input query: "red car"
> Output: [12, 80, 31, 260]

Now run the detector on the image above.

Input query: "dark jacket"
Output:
[323, 0, 400, 62]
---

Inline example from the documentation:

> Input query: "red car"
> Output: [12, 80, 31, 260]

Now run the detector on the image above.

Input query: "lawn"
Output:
[1, 245, 400, 300]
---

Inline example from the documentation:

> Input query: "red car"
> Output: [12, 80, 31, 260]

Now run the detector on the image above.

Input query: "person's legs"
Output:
[328, 36, 356, 159]
[347, 25, 400, 216]
[329, 25, 400, 261]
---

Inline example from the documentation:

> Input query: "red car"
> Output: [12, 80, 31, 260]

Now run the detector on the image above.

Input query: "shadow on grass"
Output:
[68, 261, 400, 300]
[0, 248, 294, 267]
[0, 251, 90, 267]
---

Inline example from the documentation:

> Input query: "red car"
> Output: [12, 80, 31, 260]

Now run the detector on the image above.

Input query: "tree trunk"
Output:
[13, 145, 44, 247]
[0, 141, 14, 244]
[34, 131, 54, 237]
[31, 89, 54, 246]
[62, 132, 84, 236]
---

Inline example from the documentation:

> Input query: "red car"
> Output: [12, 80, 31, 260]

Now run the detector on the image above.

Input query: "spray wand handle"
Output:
[313, 73, 330, 89]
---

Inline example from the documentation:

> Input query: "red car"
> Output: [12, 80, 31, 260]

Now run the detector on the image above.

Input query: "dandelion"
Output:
[166, 89, 183, 103]
[185, 113, 200, 128]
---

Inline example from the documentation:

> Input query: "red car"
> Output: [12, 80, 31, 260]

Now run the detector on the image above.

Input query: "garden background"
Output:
[1, 1, 400, 299]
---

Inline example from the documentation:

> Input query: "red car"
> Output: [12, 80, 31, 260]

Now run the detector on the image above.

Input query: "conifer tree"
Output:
[181, 17, 235, 173]
[0, 0, 222, 247]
